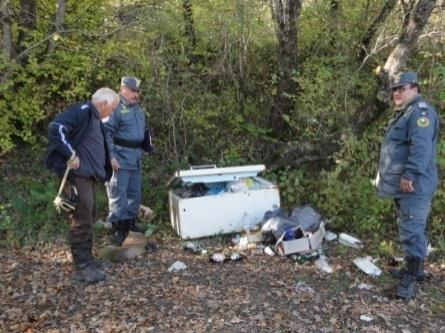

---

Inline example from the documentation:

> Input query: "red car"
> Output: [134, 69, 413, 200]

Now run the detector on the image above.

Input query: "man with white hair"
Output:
[46, 87, 119, 283]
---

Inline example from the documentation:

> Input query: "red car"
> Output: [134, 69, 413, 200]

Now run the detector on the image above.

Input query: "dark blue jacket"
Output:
[45, 102, 112, 182]
[377, 95, 439, 198]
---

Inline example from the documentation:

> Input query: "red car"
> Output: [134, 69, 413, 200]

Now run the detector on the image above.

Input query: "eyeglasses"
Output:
[391, 85, 412, 93]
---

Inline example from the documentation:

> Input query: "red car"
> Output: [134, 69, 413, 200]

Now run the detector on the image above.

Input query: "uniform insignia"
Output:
[120, 106, 130, 114]
[417, 102, 428, 109]
[417, 117, 430, 128]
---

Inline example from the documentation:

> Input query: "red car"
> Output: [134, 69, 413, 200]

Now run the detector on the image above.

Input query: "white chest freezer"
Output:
[168, 164, 280, 239]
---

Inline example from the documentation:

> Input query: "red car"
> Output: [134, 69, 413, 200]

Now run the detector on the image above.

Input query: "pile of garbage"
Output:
[179, 205, 384, 277]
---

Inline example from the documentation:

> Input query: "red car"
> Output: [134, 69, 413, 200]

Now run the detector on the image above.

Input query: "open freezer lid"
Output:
[168, 164, 266, 185]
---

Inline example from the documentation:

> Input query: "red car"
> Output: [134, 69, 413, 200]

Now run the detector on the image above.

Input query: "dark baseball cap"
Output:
[121, 76, 141, 91]
[391, 72, 418, 89]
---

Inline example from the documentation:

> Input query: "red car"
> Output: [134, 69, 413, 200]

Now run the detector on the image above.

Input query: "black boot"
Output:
[389, 260, 425, 282]
[114, 220, 129, 245]
[395, 257, 420, 300]
[71, 246, 105, 283]
[127, 218, 143, 233]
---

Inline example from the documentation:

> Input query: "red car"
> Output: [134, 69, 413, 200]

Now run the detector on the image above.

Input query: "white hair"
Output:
[92, 87, 119, 106]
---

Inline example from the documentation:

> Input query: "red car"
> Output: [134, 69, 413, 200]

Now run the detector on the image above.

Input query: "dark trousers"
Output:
[65, 176, 96, 268]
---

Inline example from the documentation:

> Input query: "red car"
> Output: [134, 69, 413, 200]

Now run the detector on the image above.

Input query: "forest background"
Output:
[0, 0, 444, 258]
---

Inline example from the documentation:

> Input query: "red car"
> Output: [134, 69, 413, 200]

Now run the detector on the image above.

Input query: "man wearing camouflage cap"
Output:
[376, 71, 439, 299]
[103, 76, 154, 244]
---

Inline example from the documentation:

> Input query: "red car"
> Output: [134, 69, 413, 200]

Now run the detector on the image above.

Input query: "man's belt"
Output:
[113, 137, 142, 148]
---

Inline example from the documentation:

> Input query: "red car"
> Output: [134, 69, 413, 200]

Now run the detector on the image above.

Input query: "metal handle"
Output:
[190, 164, 217, 170]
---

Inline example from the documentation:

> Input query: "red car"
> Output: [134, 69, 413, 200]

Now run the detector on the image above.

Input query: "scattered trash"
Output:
[315, 255, 333, 274]
[357, 282, 373, 290]
[232, 234, 241, 245]
[168, 261, 187, 272]
[209, 253, 226, 263]
[183, 242, 202, 254]
[324, 231, 337, 241]
[144, 223, 155, 237]
[353, 257, 382, 277]
[139, 204, 155, 220]
[339, 233, 363, 249]
[230, 252, 245, 261]
[275, 222, 326, 256]
[360, 314, 373, 322]
[264, 246, 275, 256]
[294, 281, 315, 294]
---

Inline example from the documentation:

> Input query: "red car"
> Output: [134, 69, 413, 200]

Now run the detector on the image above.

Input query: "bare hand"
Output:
[400, 178, 414, 193]
[111, 158, 120, 171]
[67, 156, 80, 170]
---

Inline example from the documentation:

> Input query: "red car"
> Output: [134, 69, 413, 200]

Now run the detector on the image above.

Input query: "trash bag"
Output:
[289, 205, 322, 232]
[261, 216, 300, 241]
[263, 207, 287, 221]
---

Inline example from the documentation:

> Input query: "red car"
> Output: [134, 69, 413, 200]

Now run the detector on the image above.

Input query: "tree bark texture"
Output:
[358, 0, 398, 63]
[48, 0, 66, 52]
[269, 0, 302, 138]
[1, 0, 12, 57]
[352, 0, 437, 134]
[17, 0, 36, 53]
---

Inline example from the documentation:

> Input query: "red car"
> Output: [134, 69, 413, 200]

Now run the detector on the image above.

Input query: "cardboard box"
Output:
[275, 221, 326, 256]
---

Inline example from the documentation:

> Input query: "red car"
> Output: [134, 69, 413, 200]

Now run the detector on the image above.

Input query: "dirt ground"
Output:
[1, 235, 444, 333]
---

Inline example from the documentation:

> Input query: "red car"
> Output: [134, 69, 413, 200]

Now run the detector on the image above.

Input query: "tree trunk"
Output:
[48, 0, 66, 52]
[17, 0, 36, 55]
[1, 0, 13, 57]
[182, 0, 196, 49]
[267, 0, 438, 169]
[357, 0, 398, 64]
[352, 0, 437, 134]
[269, 0, 302, 139]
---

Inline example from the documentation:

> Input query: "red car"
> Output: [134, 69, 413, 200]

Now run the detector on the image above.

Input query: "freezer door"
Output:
[169, 164, 266, 185]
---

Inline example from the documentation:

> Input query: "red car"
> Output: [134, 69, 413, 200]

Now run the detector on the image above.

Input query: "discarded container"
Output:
[339, 233, 363, 249]
[264, 246, 275, 256]
[183, 241, 202, 254]
[168, 261, 187, 272]
[168, 165, 280, 239]
[230, 252, 245, 261]
[275, 221, 326, 256]
[324, 231, 337, 241]
[315, 255, 333, 274]
[353, 257, 382, 277]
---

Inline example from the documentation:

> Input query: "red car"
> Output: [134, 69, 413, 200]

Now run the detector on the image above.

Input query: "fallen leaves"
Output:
[0, 239, 444, 332]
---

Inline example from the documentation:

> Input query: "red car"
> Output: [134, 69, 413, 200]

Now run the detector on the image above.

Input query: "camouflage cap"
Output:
[121, 76, 141, 91]
[391, 72, 418, 89]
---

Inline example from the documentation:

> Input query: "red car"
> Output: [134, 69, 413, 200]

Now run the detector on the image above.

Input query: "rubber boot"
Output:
[389, 260, 425, 282]
[114, 220, 129, 245]
[395, 257, 420, 300]
[127, 218, 143, 234]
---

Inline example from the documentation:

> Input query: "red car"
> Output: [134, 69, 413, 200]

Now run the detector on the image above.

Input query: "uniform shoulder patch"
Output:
[120, 105, 130, 114]
[80, 104, 89, 110]
[417, 102, 428, 109]
[417, 117, 430, 128]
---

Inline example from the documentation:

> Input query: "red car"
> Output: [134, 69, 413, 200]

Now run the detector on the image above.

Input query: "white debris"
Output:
[353, 257, 382, 277]
[357, 282, 373, 290]
[360, 314, 373, 322]
[315, 255, 333, 274]
[264, 246, 275, 256]
[324, 231, 337, 241]
[339, 233, 363, 249]
[294, 281, 315, 294]
[168, 261, 187, 272]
